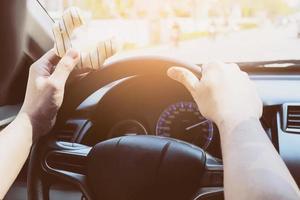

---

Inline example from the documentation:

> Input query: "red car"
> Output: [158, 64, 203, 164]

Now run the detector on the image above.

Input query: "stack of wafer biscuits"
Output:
[52, 7, 118, 69]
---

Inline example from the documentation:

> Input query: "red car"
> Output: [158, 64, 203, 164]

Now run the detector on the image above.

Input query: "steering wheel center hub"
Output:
[87, 135, 206, 200]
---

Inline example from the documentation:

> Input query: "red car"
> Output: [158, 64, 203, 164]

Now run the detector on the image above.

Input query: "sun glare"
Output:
[40, 0, 300, 63]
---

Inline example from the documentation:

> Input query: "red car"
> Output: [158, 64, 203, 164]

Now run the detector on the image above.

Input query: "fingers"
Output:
[39, 49, 61, 66]
[168, 63, 243, 94]
[201, 61, 223, 72]
[202, 62, 240, 73]
[32, 49, 60, 73]
[31, 49, 61, 74]
[167, 67, 199, 92]
[49, 49, 79, 86]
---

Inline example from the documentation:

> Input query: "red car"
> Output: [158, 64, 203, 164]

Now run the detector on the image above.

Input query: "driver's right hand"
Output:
[167, 62, 263, 133]
[20, 49, 79, 142]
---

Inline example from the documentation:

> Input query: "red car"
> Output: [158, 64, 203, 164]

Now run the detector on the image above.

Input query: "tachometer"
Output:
[156, 101, 213, 149]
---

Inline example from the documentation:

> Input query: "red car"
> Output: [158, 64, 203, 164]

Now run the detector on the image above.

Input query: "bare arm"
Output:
[0, 113, 32, 199]
[0, 49, 79, 199]
[221, 118, 299, 200]
[167, 62, 300, 200]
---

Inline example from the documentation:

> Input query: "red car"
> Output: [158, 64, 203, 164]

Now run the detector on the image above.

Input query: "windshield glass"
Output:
[39, 0, 300, 63]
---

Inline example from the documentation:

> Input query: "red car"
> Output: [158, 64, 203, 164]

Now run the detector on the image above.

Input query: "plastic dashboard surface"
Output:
[68, 73, 300, 184]
[69, 74, 300, 164]
[79, 75, 222, 158]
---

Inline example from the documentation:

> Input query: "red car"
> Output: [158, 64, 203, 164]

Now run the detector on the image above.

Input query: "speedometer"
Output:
[156, 101, 213, 149]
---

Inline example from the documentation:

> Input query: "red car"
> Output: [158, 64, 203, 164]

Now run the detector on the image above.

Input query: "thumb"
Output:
[49, 49, 79, 85]
[167, 67, 199, 93]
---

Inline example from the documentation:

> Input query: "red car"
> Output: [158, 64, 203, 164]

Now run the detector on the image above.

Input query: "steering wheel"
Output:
[27, 56, 224, 200]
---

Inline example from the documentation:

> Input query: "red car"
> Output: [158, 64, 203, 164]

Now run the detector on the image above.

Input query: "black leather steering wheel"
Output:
[27, 56, 224, 200]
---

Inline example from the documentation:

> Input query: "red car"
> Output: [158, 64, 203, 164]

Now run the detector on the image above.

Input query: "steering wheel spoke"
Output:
[44, 141, 91, 174]
[200, 153, 223, 187]
[191, 154, 224, 200]
[28, 137, 93, 199]
[43, 141, 93, 199]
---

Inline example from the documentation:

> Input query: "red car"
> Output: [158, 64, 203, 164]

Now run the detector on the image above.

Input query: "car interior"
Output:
[2, 0, 300, 200]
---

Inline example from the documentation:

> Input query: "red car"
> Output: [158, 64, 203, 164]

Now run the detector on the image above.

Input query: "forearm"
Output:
[0, 113, 33, 199]
[220, 118, 300, 200]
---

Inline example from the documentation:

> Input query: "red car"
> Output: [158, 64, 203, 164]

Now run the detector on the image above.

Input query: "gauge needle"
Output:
[185, 119, 209, 131]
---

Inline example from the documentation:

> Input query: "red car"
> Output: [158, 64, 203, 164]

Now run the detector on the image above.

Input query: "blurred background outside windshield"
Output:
[40, 0, 300, 63]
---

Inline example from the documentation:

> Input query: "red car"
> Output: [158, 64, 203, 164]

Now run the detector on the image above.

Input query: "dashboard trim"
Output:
[277, 111, 300, 186]
[76, 76, 136, 112]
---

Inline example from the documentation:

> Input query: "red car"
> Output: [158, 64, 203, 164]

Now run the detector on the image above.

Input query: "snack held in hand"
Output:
[52, 7, 118, 69]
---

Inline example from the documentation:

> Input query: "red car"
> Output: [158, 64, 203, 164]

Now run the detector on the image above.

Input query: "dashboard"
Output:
[77, 75, 222, 158]
[55, 70, 300, 187]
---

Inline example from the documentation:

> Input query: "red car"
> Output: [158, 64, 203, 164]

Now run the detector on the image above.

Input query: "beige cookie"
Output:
[52, 7, 118, 69]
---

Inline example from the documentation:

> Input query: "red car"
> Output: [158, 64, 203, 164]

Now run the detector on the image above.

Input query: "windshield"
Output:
[39, 0, 300, 63]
